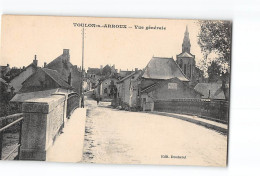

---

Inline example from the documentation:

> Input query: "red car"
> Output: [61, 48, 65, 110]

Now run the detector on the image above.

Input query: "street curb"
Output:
[149, 111, 228, 135]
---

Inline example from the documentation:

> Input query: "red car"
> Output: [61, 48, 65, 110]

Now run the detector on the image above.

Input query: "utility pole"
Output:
[81, 27, 85, 108]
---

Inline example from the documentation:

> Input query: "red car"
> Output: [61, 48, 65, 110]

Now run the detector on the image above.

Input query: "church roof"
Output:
[142, 57, 189, 81]
[177, 51, 194, 58]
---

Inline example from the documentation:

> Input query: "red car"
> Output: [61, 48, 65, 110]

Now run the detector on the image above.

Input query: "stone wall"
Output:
[19, 94, 66, 161]
[154, 99, 229, 123]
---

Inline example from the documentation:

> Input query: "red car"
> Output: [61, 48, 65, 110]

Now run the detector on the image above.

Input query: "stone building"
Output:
[98, 77, 118, 99]
[116, 70, 142, 108]
[176, 26, 204, 87]
[86, 65, 118, 91]
[46, 49, 82, 95]
[19, 68, 73, 93]
[140, 56, 202, 111]
[10, 68, 74, 116]
[194, 82, 226, 100]
[0, 64, 10, 79]
[9, 55, 39, 93]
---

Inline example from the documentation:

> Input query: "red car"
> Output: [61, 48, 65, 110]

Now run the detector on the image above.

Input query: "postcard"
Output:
[0, 15, 231, 167]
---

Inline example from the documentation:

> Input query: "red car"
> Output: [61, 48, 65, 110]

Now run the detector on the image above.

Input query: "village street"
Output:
[82, 99, 227, 167]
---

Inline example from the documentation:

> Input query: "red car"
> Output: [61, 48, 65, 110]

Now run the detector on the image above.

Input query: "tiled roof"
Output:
[194, 83, 225, 99]
[9, 63, 38, 81]
[142, 57, 189, 81]
[0, 78, 7, 84]
[117, 71, 141, 83]
[42, 68, 73, 90]
[118, 70, 134, 78]
[87, 68, 101, 75]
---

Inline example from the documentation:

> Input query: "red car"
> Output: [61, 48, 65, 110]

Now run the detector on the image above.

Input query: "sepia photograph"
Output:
[0, 15, 231, 167]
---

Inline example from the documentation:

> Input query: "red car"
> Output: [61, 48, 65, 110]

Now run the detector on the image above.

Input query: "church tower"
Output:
[176, 26, 196, 83]
[182, 26, 191, 53]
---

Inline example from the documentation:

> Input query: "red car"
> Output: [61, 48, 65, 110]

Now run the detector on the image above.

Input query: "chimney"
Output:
[33, 55, 38, 66]
[63, 49, 70, 62]
[63, 49, 69, 55]
[44, 62, 47, 68]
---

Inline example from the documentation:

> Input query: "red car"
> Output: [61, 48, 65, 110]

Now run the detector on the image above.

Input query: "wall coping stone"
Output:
[22, 95, 65, 114]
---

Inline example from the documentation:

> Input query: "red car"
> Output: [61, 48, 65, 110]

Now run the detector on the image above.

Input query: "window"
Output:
[179, 59, 183, 69]
[184, 64, 187, 75]
[168, 83, 177, 90]
[190, 64, 192, 78]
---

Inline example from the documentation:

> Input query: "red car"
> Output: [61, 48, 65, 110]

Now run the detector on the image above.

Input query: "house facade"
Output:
[19, 68, 73, 93]
[0, 64, 10, 79]
[194, 82, 226, 100]
[9, 56, 38, 93]
[117, 71, 142, 108]
[94, 77, 118, 99]
[46, 49, 82, 95]
[140, 56, 202, 111]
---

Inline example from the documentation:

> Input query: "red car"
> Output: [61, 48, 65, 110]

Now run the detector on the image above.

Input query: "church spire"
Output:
[182, 25, 191, 53]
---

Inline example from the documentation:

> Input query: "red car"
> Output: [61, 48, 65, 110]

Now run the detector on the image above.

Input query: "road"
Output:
[82, 99, 227, 167]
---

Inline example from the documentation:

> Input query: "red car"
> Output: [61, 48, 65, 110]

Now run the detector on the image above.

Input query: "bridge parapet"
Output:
[19, 95, 66, 161]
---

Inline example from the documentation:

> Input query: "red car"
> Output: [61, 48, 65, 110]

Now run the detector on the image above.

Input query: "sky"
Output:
[0, 15, 206, 71]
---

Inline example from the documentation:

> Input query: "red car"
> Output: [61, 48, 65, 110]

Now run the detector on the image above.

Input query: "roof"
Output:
[118, 70, 134, 78]
[87, 68, 101, 75]
[117, 71, 141, 83]
[42, 68, 73, 90]
[46, 54, 73, 79]
[194, 83, 225, 99]
[177, 52, 194, 58]
[9, 63, 38, 81]
[142, 57, 189, 81]
[0, 78, 7, 83]
[0, 65, 10, 78]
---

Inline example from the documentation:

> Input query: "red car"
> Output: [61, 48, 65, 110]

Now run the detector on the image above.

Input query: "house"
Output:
[194, 82, 226, 100]
[86, 67, 102, 90]
[46, 49, 82, 95]
[118, 69, 135, 79]
[18, 68, 73, 93]
[9, 56, 39, 93]
[140, 56, 202, 111]
[86, 67, 102, 79]
[117, 70, 142, 108]
[0, 64, 10, 79]
[94, 76, 118, 100]
[100, 77, 118, 99]
[101, 64, 117, 76]
[10, 68, 74, 115]
[5, 67, 23, 81]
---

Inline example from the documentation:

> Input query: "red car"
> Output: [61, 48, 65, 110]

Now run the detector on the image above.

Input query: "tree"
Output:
[197, 20, 232, 100]
[198, 20, 232, 69]
[207, 61, 221, 83]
